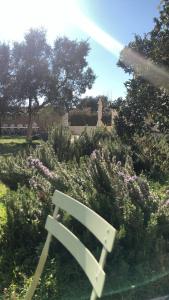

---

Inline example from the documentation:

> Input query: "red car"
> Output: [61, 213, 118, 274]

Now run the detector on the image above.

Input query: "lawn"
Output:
[0, 182, 7, 198]
[0, 136, 40, 156]
[0, 182, 7, 241]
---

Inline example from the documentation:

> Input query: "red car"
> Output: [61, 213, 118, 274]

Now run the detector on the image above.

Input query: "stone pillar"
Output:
[111, 109, 118, 126]
[97, 98, 103, 127]
[62, 112, 69, 127]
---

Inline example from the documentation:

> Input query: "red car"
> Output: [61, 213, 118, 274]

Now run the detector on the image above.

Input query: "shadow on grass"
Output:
[0, 137, 40, 156]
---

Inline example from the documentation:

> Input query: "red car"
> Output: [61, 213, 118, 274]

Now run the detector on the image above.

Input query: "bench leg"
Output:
[25, 233, 52, 300]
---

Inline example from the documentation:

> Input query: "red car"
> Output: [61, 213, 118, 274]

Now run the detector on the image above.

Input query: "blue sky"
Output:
[73, 0, 160, 100]
[0, 0, 160, 100]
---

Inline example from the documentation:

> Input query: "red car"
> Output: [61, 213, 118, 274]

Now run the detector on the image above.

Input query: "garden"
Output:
[0, 1, 169, 298]
[0, 126, 169, 299]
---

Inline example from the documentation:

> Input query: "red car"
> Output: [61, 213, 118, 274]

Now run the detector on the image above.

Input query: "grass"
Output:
[0, 182, 7, 198]
[0, 182, 7, 242]
[0, 137, 27, 144]
[0, 136, 40, 156]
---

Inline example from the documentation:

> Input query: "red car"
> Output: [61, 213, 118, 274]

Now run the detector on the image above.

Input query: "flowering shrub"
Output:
[0, 153, 32, 189]
[1, 128, 169, 298]
[0, 127, 169, 271]
[27, 157, 56, 180]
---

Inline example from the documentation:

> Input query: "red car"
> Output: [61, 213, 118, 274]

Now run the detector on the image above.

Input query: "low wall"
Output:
[69, 126, 112, 135]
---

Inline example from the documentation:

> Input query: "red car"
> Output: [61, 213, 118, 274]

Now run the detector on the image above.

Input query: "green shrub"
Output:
[0, 203, 7, 242]
[2, 186, 52, 251]
[48, 126, 73, 161]
[47, 150, 161, 263]
[1, 127, 169, 298]
[0, 182, 7, 198]
[5, 257, 61, 300]
[131, 133, 169, 179]
[0, 152, 32, 189]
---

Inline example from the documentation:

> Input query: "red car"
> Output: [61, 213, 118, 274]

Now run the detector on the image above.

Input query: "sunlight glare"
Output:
[0, 0, 78, 41]
[69, 6, 169, 93]
[69, 6, 124, 57]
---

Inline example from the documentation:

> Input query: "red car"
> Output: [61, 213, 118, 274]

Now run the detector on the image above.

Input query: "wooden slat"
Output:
[52, 190, 116, 252]
[25, 206, 59, 300]
[45, 216, 106, 298]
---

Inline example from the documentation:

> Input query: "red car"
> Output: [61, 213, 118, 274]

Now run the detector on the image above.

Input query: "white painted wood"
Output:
[52, 190, 116, 252]
[45, 215, 106, 298]
[25, 190, 117, 299]
[90, 247, 108, 300]
[25, 207, 59, 300]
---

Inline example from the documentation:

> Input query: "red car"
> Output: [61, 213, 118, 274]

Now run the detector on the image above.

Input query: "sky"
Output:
[0, 0, 160, 101]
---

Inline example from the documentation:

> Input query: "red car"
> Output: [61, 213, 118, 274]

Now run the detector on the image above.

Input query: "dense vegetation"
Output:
[0, 1, 169, 299]
[115, 0, 169, 138]
[0, 126, 169, 299]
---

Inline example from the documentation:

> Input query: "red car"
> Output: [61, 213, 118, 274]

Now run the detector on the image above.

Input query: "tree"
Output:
[116, 0, 169, 136]
[13, 30, 96, 140]
[77, 95, 110, 113]
[0, 43, 14, 136]
[12, 29, 51, 140]
[47, 37, 96, 110]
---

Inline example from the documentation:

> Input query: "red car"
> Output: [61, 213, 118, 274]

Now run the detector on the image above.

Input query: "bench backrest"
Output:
[45, 190, 116, 299]
[25, 190, 116, 300]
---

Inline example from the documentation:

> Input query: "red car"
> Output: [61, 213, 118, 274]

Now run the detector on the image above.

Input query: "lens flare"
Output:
[69, 5, 169, 93]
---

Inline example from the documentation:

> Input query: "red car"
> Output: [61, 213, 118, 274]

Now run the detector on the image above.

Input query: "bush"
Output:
[2, 186, 52, 251]
[0, 153, 32, 189]
[5, 257, 61, 300]
[131, 133, 169, 179]
[1, 127, 169, 298]
[48, 126, 73, 161]
[45, 149, 160, 262]
[0, 203, 7, 242]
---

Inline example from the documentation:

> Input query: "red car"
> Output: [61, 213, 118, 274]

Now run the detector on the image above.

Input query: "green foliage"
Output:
[77, 95, 111, 113]
[48, 126, 73, 161]
[4, 257, 61, 300]
[131, 133, 169, 179]
[0, 182, 7, 197]
[0, 203, 7, 242]
[69, 111, 111, 126]
[2, 186, 51, 251]
[0, 127, 169, 298]
[69, 111, 98, 125]
[0, 137, 40, 156]
[0, 43, 15, 136]
[2, 29, 95, 140]
[0, 153, 32, 189]
[116, 0, 169, 136]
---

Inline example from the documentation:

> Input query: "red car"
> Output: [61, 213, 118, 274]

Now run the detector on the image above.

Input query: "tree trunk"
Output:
[27, 99, 33, 142]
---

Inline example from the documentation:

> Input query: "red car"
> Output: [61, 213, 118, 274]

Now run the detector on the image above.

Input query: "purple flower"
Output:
[118, 171, 137, 183]
[125, 175, 137, 183]
[27, 157, 57, 180]
[164, 199, 169, 206]
[90, 150, 98, 160]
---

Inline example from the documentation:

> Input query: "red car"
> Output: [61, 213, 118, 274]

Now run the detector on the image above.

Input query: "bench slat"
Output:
[45, 215, 105, 297]
[52, 190, 116, 252]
